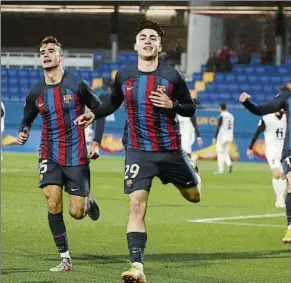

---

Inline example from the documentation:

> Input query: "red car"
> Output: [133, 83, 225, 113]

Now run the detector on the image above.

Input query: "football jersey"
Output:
[261, 113, 286, 146]
[217, 111, 234, 142]
[19, 71, 102, 166]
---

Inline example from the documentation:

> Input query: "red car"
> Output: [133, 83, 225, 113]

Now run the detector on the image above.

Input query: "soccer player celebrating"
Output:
[75, 20, 201, 283]
[239, 83, 291, 244]
[17, 36, 105, 271]
[247, 110, 287, 208]
[212, 103, 234, 174]
[177, 114, 203, 166]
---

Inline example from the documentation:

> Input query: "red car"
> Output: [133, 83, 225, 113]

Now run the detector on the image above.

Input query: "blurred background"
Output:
[1, 0, 291, 161]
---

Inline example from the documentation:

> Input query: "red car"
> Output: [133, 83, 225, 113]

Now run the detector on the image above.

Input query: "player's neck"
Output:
[44, 67, 64, 85]
[138, 58, 159, 73]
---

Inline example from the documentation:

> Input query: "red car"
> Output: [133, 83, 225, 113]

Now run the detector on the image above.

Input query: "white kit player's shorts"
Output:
[216, 140, 232, 154]
[265, 145, 283, 170]
[181, 131, 195, 154]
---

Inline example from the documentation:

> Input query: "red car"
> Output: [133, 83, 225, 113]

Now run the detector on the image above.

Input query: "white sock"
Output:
[217, 153, 224, 173]
[133, 262, 144, 271]
[195, 172, 202, 195]
[60, 251, 70, 259]
[225, 154, 232, 167]
[278, 179, 287, 199]
[272, 178, 284, 201]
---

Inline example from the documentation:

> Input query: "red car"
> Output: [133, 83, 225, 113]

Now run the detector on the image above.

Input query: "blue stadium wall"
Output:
[2, 102, 265, 163]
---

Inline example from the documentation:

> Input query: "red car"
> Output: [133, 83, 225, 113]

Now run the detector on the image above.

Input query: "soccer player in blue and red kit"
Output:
[17, 36, 105, 272]
[76, 20, 202, 282]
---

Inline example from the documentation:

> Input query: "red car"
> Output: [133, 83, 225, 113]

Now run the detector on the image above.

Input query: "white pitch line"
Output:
[202, 221, 285, 228]
[188, 213, 285, 223]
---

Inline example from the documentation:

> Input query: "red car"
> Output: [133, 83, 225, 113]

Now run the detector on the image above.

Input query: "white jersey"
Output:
[217, 111, 234, 142]
[261, 113, 286, 148]
[1, 101, 5, 133]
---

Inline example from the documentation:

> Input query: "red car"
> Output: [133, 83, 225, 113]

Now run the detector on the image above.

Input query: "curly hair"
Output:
[135, 19, 165, 39]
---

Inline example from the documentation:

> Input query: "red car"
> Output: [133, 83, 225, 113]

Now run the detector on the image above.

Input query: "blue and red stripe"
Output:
[166, 82, 179, 150]
[145, 75, 159, 151]
[37, 94, 48, 159]
[47, 88, 59, 162]
[66, 89, 79, 166]
[73, 93, 86, 165]
[125, 77, 138, 149]
[53, 87, 66, 165]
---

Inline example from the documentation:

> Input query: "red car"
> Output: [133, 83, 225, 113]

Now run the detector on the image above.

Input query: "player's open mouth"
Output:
[43, 59, 52, 63]
[143, 47, 153, 51]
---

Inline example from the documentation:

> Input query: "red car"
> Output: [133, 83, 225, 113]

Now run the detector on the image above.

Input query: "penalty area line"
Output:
[188, 213, 285, 223]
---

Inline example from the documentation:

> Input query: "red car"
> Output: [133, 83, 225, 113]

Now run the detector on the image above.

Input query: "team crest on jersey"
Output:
[63, 94, 72, 104]
[157, 85, 166, 92]
[126, 179, 133, 187]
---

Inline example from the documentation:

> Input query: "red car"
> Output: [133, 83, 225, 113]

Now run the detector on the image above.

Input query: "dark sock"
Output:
[127, 232, 147, 264]
[286, 193, 291, 226]
[48, 212, 69, 254]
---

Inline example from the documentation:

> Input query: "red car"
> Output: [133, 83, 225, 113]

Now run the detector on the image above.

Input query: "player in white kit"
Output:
[247, 110, 287, 208]
[1, 101, 5, 161]
[178, 114, 203, 166]
[212, 103, 234, 174]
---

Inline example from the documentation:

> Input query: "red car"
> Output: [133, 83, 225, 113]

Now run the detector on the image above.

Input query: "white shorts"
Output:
[265, 146, 283, 170]
[181, 131, 195, 154]
[216, 140, 231, 154]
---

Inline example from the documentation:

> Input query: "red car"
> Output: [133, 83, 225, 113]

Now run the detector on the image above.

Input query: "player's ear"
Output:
[134, 43, 137, 52]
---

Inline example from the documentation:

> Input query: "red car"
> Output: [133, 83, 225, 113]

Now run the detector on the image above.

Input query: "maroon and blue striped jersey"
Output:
[94, 62, 196, 151]
[19, 71, 104, 166]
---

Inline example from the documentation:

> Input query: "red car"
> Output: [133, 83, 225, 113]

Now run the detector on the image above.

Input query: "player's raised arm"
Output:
[240, 88, 290, 116]
[18, 91, 39, 144]
[247, 119, 265, 159]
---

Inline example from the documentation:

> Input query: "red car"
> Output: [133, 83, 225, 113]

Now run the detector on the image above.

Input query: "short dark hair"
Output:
[280, 83, 291, 91]
[135, 20, 165, 39]
[39, 36, 63, 55]
[220, 103, 227, 110]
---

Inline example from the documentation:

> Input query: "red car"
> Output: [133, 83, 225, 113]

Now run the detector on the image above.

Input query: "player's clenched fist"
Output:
[239, 92, 251, 103]
[17, 131, 29, 145]
[74, 112, 95, 128]
[87, 141, 100, 160]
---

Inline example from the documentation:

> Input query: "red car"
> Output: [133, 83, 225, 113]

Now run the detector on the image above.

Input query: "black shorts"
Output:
[38, 159, 90, 197]
[124, 149, 199, 194]
[282, 156, 291, 176]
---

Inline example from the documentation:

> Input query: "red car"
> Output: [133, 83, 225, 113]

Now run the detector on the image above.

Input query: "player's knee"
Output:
[47, 200, 62, 213]
[69, 207, 86, 220]
[187, 191, 201, 203]
[272, 169, 281, 179]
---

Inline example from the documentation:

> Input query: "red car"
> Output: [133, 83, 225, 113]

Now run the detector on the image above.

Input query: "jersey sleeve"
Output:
[214, 116, 223, 139]
[242, 90, 290, 116]
[79, 79, 102, 116]
[18, 90, 39, 133]
[248, 119, 266, 149]
[191, 115, 201, 137]
[171, 72, 196, 117]
[1, 105, 4, 118]
[93, 118, 105, 144]
[93, 71, 124, 119]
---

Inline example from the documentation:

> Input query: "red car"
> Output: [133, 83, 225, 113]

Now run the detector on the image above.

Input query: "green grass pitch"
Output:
[1, 152, 291, 282]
